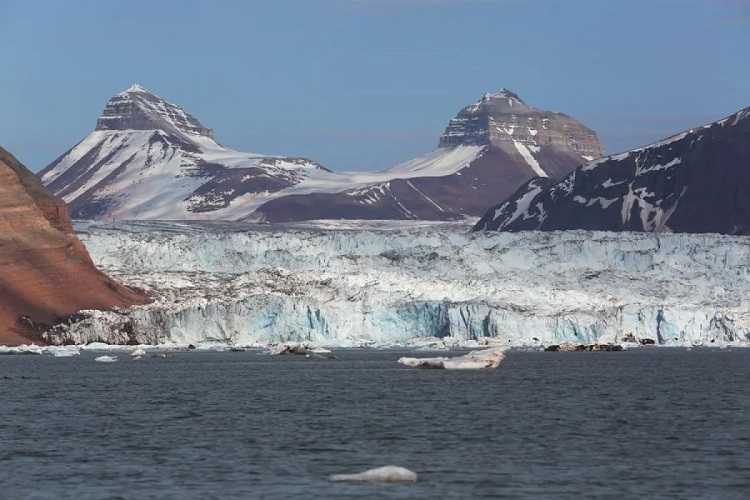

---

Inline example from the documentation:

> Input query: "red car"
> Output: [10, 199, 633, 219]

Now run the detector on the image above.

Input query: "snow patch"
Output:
[636, 157, 682, 175]
[513, 141, 547, 177]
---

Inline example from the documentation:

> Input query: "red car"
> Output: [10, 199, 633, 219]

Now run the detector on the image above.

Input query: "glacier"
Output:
[43, 220, 750, 347]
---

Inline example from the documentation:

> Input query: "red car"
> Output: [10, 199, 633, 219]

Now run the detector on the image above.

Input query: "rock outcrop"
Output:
[0, 146, 148, 345]
[475, 106, 750, 234]
[95, 84, 214, 139]
[40, 85, 601, 222]
[439, 89, 601, 159]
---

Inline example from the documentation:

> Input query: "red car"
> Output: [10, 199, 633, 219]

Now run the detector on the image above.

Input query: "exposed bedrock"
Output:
[0, 147, 148, 346]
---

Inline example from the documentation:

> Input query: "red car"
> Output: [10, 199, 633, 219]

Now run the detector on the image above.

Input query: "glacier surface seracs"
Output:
[45, 220, 750, 347]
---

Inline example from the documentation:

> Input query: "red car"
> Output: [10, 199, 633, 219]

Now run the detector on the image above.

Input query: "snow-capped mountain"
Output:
[40, 85, 601, 222]
[475, 106, 750, 234]
[39, 84, 328, 220]
[249, 89, 602, 222]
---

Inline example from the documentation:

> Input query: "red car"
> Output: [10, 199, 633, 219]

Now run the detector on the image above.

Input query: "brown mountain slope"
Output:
[0, 146, 148, 346]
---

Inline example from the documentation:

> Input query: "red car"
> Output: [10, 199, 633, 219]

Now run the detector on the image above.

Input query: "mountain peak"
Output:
[480, 89, 525, 106]
[438, 89, 602, 158]
[471, 89, 532, 115]
[96, 85, 214, 140]
[122, 83, 150, 94]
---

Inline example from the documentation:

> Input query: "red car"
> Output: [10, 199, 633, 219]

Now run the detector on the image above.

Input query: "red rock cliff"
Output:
[0, 146, 149, 345]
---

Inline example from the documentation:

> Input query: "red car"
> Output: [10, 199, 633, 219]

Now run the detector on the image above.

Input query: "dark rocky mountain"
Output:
[438, 89, 601, 158]
[474, 107, 750, 234]
[40, 85, 601, 222]
[0, 146, 148, 346]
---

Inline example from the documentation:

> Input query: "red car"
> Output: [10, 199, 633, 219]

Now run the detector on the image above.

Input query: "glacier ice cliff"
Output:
[44, 220, 750, 347]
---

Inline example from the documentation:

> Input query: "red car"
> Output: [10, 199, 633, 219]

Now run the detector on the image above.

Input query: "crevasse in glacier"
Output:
[45, 220, 750, 346]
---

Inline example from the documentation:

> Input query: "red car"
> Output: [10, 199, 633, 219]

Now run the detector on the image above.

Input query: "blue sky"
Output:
[1, 0, 748, 172]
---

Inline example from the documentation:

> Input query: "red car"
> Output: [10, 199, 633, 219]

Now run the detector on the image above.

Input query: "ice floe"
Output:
[330, 466, 418, 483]
[94, 355, 118, 363]
[50, 346, 80, 357]
[399, 348, 506, 370]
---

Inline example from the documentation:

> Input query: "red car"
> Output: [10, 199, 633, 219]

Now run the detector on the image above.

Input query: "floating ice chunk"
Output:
[94, 355, 118, 363]
[477, 337, 513, 348]
[50, 346, 80, 357]
[193, 343, 231, 352]
[0, 345, 44, 355]
[405, 336, 449, 350]
[268, 343, 336, 358]
[330, 466, 418, 483]
[398, 348, 506, 370]
[1, 345, 79, 356]
[269, 343, 307, 355]
[269, 343, 313, 355]
[82, 342, 114, 351]
[130, 348, 146, 357]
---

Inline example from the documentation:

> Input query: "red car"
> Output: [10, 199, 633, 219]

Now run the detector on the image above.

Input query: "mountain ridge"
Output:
[39, 85, 601, 222]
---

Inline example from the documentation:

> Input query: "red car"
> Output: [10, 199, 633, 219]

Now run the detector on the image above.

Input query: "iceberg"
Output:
[399, 348, 506, 370]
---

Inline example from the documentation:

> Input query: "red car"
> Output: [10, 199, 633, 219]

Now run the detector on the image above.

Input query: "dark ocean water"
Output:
[1, 348, 749, 499]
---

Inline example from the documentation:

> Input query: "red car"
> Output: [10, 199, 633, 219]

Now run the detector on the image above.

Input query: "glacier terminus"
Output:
[43, 220, 750, 348]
